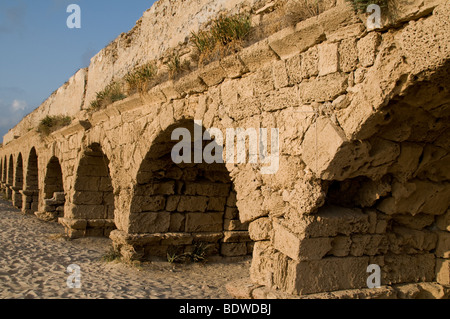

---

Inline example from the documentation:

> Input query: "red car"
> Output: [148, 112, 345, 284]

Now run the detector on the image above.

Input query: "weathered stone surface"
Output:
[128, 212, 171, 234]
[436, 259, 450, 286]
[299, 72, 348, 103]
[248, 217, 272, 241]
[185, 212, 223, 232]
[1, 0, 449, 300]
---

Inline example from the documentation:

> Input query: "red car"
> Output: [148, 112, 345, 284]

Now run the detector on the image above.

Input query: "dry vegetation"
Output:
[37, 115, 72, 136]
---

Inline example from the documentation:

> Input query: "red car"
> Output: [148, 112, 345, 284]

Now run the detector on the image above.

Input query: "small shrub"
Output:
[166, 242, 211, 264]
[90, 81, 127, 111]
[191, 13, 252, 64]
[102, 248, 122, 263]
[38, 115, 72, 136]
[125, 62, 158, 94]
[285, 0, 327, 23]
[166, 54, 191, 79]
[346, 0, 388, 12]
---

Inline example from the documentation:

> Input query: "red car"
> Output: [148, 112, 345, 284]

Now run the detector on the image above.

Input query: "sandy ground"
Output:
[0, 198, 251, 299]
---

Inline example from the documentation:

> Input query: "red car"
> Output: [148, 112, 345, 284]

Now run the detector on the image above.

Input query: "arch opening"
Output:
[38, 156, 65, 221]
[69, 143, 116, 238]
[6, 155, 14, 200]
[12, 153, 24, 208]
[127, 120, 252, 261]
[22, 148, 39, 215]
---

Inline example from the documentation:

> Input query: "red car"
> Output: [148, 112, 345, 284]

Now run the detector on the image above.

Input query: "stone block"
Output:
[239, 40, 278, 72]
[261, 86, 299, 112]
[329, 236, 352, 257]
[69, 204, 107, 219]
[303, 205, 370, 238]
[184, 183, 231, 197]
[383, 254, 435, 285]
[268, 18, 325, 60]
[131, 195, 166, 213]
[222, 231, 251, 243]
[436, 231, 450, 258]
[161, 233, 193, 246]
[301, 117, 348, 178]
[169, 213, 185, 232]
[166, 196, 181, 212]
[177, 196, 208, 212]
[350, 234, 388, 256]
[128, 212, 171, 234]
[72, 191, 104, 206]
[285, 54, 302, 85]
[299, 72, 348, 103]
[185, 212, 223, 232]
[357, 32, 381, 67]
[377, 180, 450, 216]
[248, 218, 272, 241]
[192, 232, 223, 243]
[318, 42, 339, 76]
[174, 71, 207, 95]
[198, 60, 226, 87]
[273, 221, 333, 261]
[339, 38, 358, 73]
[220, 54, 248, 79]
[272, 59, 289, 89]
[285, 257, 370, 295]
[300, 47, 319, 79]
[436, 259, 450, 286]
[207, 197, 227, 212]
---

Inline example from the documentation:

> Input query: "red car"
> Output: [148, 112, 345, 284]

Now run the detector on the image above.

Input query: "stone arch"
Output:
[12, 153, 24, 208]
[65, 143, 116, 238]
[259, 61, 450, 296]
[6, 155, 14, 199]
[116, 119, 252, 261]
[38, 156, 65, 221]
[0, 157, 3, 184]
[22, 148, 39, 215]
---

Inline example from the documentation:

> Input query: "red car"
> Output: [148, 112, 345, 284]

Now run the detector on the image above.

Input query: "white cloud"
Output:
[11, 99, 27, 111]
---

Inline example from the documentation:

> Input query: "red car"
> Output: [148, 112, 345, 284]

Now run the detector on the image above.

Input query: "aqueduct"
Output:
[1, 0, 449, 298]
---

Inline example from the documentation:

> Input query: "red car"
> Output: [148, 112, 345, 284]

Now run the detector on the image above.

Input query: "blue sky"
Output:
[0, 0, 157, 138]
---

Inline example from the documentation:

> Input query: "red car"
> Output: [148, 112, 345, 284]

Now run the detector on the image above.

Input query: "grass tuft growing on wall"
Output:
[166, 54, 191, 80]
[90, 81, 127, 111]
[191, 13, 252, 64]
[346, 0, 388, 12]
[125, 62, 158, 94]
[37, 115, 72, 136]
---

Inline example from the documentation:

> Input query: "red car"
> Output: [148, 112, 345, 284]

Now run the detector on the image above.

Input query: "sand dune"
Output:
[0, 199, 250, 299]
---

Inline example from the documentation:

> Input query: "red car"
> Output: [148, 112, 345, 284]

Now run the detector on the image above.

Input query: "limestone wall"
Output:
[1, 0, 449, 299]
[2, 68, 87, 144]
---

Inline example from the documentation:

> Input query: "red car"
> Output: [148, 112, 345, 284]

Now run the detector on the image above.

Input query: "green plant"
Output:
[102, 248, 122, 263]
[90, 81, 127, 111]
[166, 242, 211, 264]
[37, 115, 72, 136]
[125, 62, 157, 94]
[189, 242, 210, 263]
[166, 54, 191, 79]
[346, 0, 388, 12]
[191, 13, 252, 64]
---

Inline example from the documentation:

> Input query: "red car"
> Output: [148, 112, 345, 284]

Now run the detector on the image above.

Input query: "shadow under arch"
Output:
[12, 153, 24, 208]
[22, 147, 39, 215]
[37, 156, 65, 221]
[127, 119, 252, 260]
[68, 143, 116, 238]
[6, 155, 14, 199]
